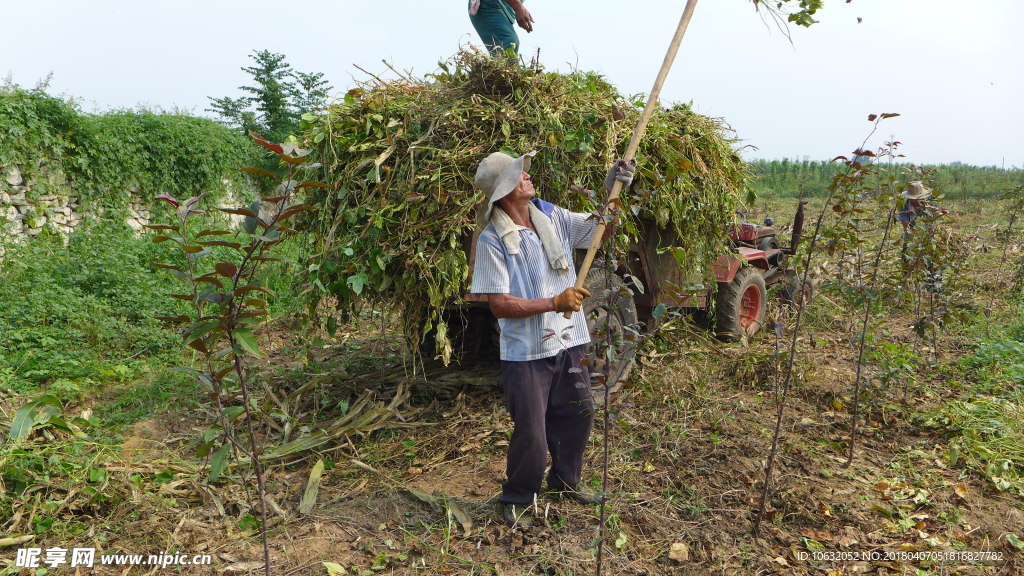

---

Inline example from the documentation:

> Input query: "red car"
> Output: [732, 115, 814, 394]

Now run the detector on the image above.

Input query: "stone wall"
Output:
[2, 164, 241, 243]
[2, 166, 87, 237]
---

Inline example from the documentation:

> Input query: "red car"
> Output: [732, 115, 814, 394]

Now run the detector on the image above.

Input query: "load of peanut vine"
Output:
[300, 52, 751, 360]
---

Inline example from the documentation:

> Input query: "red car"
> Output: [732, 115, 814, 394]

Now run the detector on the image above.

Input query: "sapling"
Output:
[752, 113, 899, 537]
[150, 133, 324, 576]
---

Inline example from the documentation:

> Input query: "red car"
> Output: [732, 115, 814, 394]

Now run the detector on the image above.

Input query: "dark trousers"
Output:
[499, 346, 594, 505]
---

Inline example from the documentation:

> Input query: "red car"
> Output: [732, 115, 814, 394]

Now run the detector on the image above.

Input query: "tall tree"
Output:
[208, 50, 332, 143]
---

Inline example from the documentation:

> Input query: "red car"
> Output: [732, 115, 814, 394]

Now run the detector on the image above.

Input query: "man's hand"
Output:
[605, 159, 637, 193]
[552, 286, 591, 313]
[506, 0, 534, 32]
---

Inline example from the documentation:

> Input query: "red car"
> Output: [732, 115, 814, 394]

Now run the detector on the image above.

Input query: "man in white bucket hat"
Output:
[899, 180, 946, 237]
[470, 149, 634, 529]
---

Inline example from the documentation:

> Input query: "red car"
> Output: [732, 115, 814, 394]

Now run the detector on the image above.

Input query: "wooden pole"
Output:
[566, 0, 701, 318]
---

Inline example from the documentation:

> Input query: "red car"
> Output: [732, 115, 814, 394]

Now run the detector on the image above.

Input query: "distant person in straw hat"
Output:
[468, 0, 534, 54]
[470, 150, 634, 529]
[899, 180, 946, 238]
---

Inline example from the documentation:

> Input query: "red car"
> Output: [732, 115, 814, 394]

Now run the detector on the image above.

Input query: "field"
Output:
[2, 191, 1023, 576]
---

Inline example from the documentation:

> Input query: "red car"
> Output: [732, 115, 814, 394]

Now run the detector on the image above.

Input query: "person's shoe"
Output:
[549, 486, 605, 506]
[502, 504, 532, 529]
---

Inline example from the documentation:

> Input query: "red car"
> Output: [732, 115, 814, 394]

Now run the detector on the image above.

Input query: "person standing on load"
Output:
[468, 0, 534, 54]
[470, 150, 634, 529]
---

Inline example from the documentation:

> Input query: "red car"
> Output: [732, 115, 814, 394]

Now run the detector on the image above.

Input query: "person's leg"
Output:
[500, 357, 553, 505]
[545, 345, 595, 492]
[469, 0, 519, 54]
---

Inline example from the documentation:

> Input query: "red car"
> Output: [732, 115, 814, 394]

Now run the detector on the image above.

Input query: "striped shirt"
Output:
[471, 199, 597, 361]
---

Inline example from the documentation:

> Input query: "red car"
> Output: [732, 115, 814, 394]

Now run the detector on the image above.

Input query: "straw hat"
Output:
[475, 150, 536, 221]
[903, 181, 932, 200]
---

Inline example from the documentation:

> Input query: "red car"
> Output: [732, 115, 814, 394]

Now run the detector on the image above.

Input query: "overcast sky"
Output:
[3, 1, 1021, 168]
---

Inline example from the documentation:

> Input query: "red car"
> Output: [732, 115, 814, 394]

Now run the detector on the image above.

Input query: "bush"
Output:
[1, 83, 260, 207]
[0, 218, 184, 395]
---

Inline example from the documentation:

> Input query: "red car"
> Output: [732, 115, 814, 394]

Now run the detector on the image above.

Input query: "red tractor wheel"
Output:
[715, 267, 766, 341]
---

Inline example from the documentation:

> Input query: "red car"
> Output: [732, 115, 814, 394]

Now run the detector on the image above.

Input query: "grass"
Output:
[0, 213, 311, 552]
[0, 219, 182, 395]
[922, 326, 1024, 495]
[94, 369, 202, 430]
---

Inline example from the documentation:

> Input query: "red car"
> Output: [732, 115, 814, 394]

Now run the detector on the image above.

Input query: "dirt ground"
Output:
[89, 302, 1022, 576]
[5, 206, 1022, 576]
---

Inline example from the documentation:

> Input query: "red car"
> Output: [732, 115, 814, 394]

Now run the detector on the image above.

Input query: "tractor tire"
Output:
[715, 267, 767, 341]
[759, 236, 779, 251]
[781, 274, 815, 306]
[583, 269, 639, 397]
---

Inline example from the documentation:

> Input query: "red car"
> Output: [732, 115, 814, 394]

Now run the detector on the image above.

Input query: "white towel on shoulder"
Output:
[490, 204, 569, 271]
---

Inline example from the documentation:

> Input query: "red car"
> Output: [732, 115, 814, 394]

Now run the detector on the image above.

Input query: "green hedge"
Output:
[0, 85, 260, 206]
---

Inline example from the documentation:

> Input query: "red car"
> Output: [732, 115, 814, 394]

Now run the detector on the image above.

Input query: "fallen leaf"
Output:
[220, 560, 265, 573]
[323, 562, 346, 576]
[668, 542, 689, 562]
[0, 534, 35, 548]
[406, 488, 473, 537]
[799, 528, 835, 542]
[299, 459, 325, 515]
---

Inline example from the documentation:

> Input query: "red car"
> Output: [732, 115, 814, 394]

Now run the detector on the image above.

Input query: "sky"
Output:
[3, 1, 1021, 168]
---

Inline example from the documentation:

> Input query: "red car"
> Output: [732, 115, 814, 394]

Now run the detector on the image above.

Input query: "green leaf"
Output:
[221, 406, 246, 422]
[89, 468, 107, 484]
[154, 470, 175, 484]
[210, 443, 231, 483]
[9, 395, 63, 442]
[237, 513, 261, 532]
[347, 273, 368, 295]
[232, 328, 261, 357]
[242, 215, 259, 234]
[183, 319, 221, 347]
[258, 229, 281, 242]
[803, 538, 825, 553]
